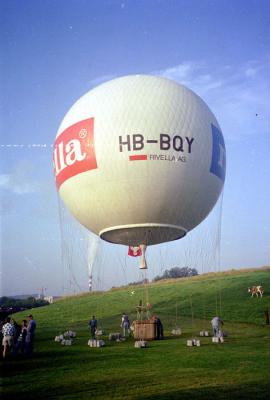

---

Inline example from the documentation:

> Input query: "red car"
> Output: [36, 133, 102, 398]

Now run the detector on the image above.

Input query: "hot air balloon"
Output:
[53, 75, 226, 269]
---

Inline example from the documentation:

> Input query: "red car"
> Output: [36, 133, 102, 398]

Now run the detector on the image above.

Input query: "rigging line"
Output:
[217, 190, 224, 317]
[199, 244, 207, 329]
[144, 269, 151, 320]
[202, 289, 207, 329]
[215, 277, 219, 316]
[215, 190, 223, 316]
[66, 233, 82, 293]
[175, 300, 180, 329]
[189, 293, 194, 335]
[59, 194, 85, 295]
[159, 247, 164, 276]
[70, 267, 83, 292]
[213, 191, 224, 317]
[116, 246, 128, 286]
[57, 196, 68, 295]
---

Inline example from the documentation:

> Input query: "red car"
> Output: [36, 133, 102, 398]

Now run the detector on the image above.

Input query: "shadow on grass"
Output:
[1, 380, 270, 400]
[1, 349, 110, 377]
[138, 382, 270, 400]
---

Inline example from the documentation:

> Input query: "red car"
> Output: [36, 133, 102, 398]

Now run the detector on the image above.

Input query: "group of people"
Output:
[120, 313, 165, 339]
[88, 313, 132, 339]
[88, 313, 164, 339]
[1, 314, 36, 358]
[88, 313, 224, 340]
[2, 312, 223, 358]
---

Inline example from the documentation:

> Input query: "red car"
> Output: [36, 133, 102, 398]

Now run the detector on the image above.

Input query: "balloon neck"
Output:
[139, 244, 147, 269]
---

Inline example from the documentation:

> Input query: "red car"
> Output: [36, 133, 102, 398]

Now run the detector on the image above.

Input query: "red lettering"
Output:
[53, 118, 97, 189]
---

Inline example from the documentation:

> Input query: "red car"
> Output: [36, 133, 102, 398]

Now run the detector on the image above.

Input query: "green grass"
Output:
[1, 267, 270, 399]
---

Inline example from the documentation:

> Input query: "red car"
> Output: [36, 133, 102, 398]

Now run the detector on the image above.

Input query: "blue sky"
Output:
[1, 0, 269, 296]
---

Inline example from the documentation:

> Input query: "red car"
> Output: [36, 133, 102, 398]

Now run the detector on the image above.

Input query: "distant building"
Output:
[44, 296, 54, 304]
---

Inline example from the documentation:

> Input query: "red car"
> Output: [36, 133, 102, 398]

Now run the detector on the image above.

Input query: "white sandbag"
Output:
[187, 339, 200, 347]
[134, 340, 148, 348]
[61, 339, 73, 345]
[171, 328, 182, 335]
[199, 331, 210, 337]
[109, 332, 121, 341]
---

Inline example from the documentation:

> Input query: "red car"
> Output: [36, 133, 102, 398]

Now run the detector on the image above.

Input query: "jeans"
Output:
[213, 326, 219, 337]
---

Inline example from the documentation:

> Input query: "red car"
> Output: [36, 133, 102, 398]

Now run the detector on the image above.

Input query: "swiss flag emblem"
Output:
[53, 118, 97, 189]
[128, 246, 142, 257]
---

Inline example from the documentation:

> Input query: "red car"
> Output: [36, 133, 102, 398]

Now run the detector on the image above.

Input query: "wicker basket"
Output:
[133, 320, 156, 340]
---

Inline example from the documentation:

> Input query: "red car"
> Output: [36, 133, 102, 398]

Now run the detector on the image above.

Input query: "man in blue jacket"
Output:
[89, 316, 97, 339]
[25, 314, 36, 356]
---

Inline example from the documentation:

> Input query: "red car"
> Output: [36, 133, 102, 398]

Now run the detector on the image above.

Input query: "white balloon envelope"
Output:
[53, 75, 226, 247]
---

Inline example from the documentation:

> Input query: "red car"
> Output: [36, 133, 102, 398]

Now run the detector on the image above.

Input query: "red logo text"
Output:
[53, 118, 97, 189]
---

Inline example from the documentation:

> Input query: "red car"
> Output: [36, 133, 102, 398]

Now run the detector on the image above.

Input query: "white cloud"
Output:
[86, 59, 270, 143]
[0, 174, 10, 188]
[158, 62, 198, 82]
[245, 68, 257, 77]
[0, 173, 37, 194]
[0, 160, 40, 195]
[155, 59, 270, 141]
[88, 74, 117, 89]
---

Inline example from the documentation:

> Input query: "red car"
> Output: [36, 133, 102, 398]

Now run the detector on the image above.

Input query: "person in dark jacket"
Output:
[156, 317, 164, 339]
[25, 315, 36, 356]
[152, 315, 164, 339]
[15, 319, 28, 355]
[89, 316, 97, 339]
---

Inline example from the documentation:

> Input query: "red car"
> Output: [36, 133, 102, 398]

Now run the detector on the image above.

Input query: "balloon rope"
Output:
[141, 269, 150, 320]
[189, 294, 194, 335]
[216, 190, 224, 318]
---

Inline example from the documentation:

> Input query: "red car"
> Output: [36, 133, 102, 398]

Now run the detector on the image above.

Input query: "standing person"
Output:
[121, 312, 130, 337]
[211, 316, 224, 337]
[151, 315, 164, 339]
[15, 319, 28, 355]
[89, 316, 97, 339]
[156, 317, 164, 339]
[2, 317, 16, 358]
[25, 314, 36, 356]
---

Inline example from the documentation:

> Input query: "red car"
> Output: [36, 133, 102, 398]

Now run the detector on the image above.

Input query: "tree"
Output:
[0, 296, 49, 309]
[153, 267, 198, 282]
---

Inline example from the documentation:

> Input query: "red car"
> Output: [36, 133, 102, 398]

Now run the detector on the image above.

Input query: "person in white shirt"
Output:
[121, 313, 130, 337]
[2, 317, 15, 358]
[211, 316, 224, 337]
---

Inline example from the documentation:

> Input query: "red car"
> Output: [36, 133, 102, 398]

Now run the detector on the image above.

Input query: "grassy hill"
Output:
[2, 267, 270, 400]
